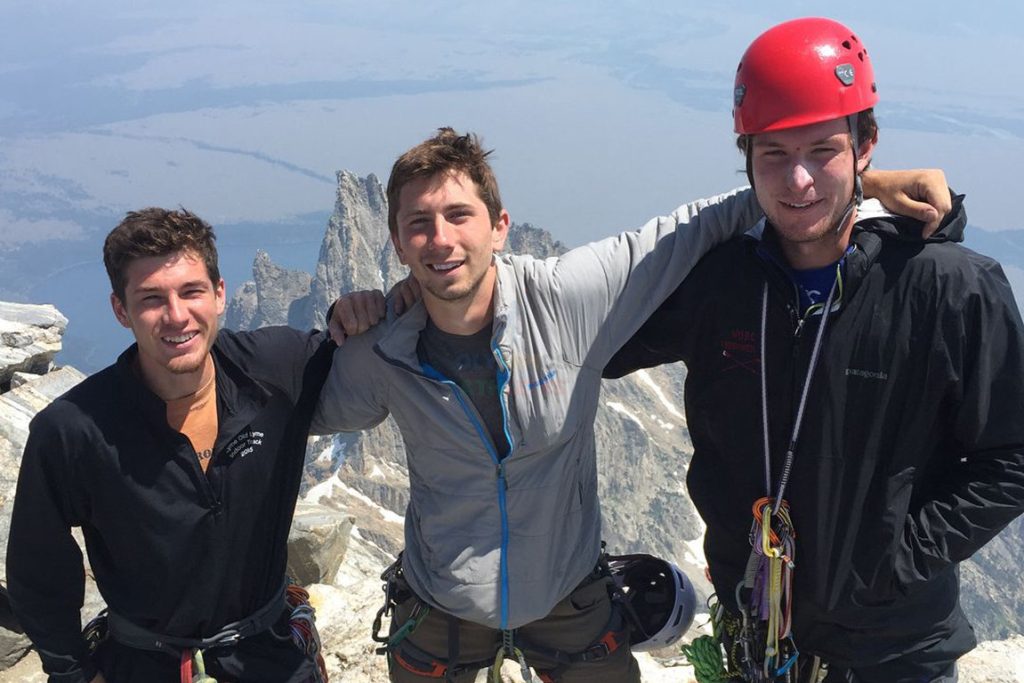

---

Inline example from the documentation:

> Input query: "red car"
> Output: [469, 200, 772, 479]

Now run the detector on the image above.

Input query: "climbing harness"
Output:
[372, 551, 635, 682]
[82, 579, 327, 683]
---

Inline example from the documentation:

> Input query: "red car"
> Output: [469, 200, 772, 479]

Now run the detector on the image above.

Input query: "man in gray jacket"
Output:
[313, 128, 948, 682]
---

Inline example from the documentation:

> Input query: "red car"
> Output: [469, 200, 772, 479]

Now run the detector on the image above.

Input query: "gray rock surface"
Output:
[0, 302, 67, 389]
[286, 502, 355, 586]
[308, 171, 404, 328]
[225, 280, 258, 331]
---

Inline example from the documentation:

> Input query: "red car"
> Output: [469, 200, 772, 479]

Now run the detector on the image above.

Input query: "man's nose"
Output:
[786, 161, 814, 193]
[430, 218, 453, 248]
[164, 294, 188, 325]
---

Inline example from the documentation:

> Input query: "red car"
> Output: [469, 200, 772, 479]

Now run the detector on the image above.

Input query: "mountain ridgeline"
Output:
[227, 171, 1024, 641]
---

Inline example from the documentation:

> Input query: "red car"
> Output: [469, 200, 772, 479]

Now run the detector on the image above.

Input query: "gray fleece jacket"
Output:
[312, 187, 761, 629]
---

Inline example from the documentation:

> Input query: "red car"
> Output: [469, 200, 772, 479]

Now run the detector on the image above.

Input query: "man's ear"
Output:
[214, 278, 226, 316]
[390, 232, 408, 265]
[491, 209, 511, 252]
[856, 132, 878, 174]
[111, 293, 131, 329]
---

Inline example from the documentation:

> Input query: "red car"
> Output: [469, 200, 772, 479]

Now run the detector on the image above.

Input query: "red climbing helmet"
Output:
[733, 17, 879, 134]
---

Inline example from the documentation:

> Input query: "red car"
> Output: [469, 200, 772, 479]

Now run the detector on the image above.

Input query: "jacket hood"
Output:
[855, 191, 967, 244]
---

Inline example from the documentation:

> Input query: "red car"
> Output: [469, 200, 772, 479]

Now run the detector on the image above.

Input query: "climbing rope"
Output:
[682, 600, 745, 683]
[286, 583, 329, 683]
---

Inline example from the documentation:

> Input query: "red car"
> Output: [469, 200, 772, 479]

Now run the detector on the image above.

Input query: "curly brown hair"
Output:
[103, 207, 220, 302]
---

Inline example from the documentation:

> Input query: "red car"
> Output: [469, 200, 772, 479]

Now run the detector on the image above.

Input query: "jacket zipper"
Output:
[491, 344, 515, 629]
[178, 432, 218, 508]
[413, 351, 515, 630]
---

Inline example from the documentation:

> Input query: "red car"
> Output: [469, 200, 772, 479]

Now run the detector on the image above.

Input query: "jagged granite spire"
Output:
[309, 171, 405, 326]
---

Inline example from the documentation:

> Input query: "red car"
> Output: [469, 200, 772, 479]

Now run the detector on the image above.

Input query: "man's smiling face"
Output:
[111, 249, 225, 393]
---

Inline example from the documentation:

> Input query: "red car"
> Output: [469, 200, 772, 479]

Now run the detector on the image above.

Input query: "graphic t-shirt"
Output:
[417, 320, 508, 459]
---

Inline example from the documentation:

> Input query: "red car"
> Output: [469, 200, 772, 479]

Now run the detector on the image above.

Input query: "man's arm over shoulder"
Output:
[6, 407, 99, 683]
[603, 240, 736, 378]
[216, 326, 334, 403]
[310, 325, 391, 435]
[898, 255, 1024, 586]
[546, 187, 760, 366]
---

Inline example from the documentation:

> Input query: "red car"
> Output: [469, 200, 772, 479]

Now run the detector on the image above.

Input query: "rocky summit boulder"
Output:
[286, 502, 355, 586]
[0, 302, 67, 390]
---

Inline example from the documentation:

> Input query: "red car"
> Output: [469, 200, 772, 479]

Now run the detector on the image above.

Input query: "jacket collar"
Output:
[114, 335, 270, 444]
[745, 195, 968, 303]
[115, 345, 171, 432]
[374, 257, 515, 370]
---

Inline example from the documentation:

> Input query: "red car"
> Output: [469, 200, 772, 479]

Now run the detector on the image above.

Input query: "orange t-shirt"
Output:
[166, 373, 218, 472]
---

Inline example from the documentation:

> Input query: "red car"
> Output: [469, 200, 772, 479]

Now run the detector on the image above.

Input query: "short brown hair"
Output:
[103, 207, 220, 302]
[386, 127, 504, 235]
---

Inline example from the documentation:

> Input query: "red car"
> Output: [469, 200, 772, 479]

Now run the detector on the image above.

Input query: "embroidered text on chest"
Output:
[224, 430, 266, 460]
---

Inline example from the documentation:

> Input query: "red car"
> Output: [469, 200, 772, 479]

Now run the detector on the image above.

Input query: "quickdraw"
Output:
[748, 496, 796, 674]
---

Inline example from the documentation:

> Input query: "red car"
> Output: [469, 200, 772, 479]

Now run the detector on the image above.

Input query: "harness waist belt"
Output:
[106, 582, 287, 656]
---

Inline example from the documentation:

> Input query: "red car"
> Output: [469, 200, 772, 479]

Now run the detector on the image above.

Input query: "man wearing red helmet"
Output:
[606, 17, 1024, 683]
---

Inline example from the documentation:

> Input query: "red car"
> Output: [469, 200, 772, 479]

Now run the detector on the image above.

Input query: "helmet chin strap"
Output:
[834, 112, 864, 235]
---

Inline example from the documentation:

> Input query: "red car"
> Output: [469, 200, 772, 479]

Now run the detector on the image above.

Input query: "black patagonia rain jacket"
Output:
[7, 327, 334, 682]
[605, 197, 1024, 671]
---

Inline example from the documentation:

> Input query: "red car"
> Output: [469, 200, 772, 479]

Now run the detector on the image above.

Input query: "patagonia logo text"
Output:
[845, 368, 889, 381]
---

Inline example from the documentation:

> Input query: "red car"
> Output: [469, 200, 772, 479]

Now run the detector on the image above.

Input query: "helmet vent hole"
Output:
[842, 40, 852, 50]
[858, 52, 865, 62]
[871, 83, 877, 93]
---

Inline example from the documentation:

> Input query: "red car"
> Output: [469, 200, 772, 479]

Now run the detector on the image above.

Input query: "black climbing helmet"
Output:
[608, 553, 697, 651]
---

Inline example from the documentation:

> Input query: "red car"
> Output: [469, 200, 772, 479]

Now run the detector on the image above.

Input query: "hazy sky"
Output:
[2, 0, 1022, 247]
[2, 1, 1023, 370]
